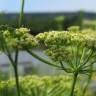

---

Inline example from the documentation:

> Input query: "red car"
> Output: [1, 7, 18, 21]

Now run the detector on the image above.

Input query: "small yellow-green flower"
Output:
[36, 27, 96, 63]
[2, 27, 38, 50]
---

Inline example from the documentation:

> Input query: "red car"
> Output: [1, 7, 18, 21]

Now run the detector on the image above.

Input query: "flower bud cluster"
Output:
[2, 27, 38, 50]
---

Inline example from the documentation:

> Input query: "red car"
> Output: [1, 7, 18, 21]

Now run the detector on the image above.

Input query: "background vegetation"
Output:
[0, 75, 83, 96]
[1, 11, 95, 35]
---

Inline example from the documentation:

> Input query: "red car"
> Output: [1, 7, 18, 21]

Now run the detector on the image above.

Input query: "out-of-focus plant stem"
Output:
[82, 65, 93, 96]
[19, 0, 25, 27]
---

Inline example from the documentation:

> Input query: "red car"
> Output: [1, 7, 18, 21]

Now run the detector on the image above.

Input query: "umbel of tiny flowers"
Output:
[3, 27, 38, 50]
[35, 26, 96, 96]
[0, 26, 38, 96]
[0, 27, 38, 53]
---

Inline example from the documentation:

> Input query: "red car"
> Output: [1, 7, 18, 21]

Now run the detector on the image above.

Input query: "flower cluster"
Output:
[82, 29, 96, 50]
[2, 27, 38, 50]
[36, 32, 49, 46]
[36, 27, 96, 62]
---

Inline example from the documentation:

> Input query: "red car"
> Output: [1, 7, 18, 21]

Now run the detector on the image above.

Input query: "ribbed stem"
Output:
[70, 72, 78, 96]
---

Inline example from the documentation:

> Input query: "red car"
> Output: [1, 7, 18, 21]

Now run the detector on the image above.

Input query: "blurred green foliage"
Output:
[0, 12, 84, 35]
[0, 75, 81, 96]
[82, 20, 96, 30]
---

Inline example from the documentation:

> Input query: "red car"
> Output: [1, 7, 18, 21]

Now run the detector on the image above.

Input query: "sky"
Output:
[0, 0, 96, 13]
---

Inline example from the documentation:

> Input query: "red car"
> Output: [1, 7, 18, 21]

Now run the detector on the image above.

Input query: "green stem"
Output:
[59, 61, 72, 73]
[82, 65, 93, 96]
[15, 49, 19, 64]
[14, 50, 20, 96]
[70, 72, 78, 96]
[7, 50, 20, 96]
[79, 50, 93, 68]
[19, 0, 25, 27]
[13, 64, 20, 96]
[16, 0, 25, 95]
[9, 63, 13, 78]
[75, 44, 79, 68]
[27, 50, 61, 68]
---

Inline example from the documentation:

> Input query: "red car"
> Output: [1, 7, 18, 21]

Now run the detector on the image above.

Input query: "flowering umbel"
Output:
[36, 27, 96, 69]
[2, 27, 38, 51]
